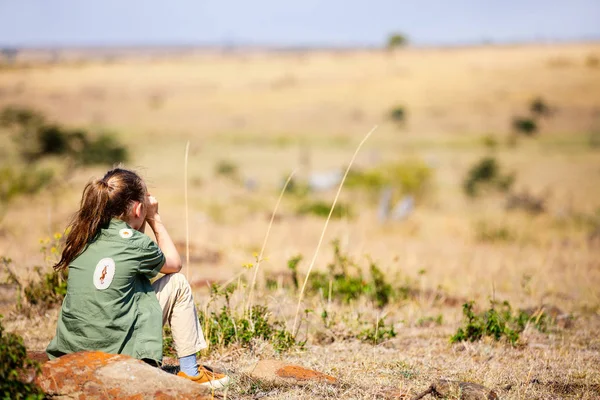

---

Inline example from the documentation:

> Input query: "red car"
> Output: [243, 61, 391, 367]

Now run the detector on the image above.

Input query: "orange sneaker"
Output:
[177, 366, 230, 389]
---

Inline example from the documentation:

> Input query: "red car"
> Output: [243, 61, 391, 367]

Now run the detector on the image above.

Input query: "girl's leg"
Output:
[152, 273, 207, 366]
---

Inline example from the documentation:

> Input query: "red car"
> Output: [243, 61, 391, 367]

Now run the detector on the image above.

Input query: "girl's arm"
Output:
[146, 195, 182, 274]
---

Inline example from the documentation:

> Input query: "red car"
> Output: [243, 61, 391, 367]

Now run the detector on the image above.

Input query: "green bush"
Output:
[286, 254, 302, 291]
[358, 317, 397, 344]
[214, 160, 239, 179]
[512, 117, 538, 136]
[23, 267, 68, 311]
[0, 105, 128, 165]
[78, 133, 128, 165]
[307, 240, 395, 308]
[0, 167, 53, 204]
[463, 156, 514, 197]
[530, 97, 550, 117]
[451, 301, 549, 346]
[198, 284, 299, 353]
[346, 160, 432, 199]
[0, 317, 44, 399]
[389, 106, 406, 123]
[297, 200, 352, 219]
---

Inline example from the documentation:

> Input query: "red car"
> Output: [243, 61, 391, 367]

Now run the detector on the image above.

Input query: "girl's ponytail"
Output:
[53, 169, 145, 271]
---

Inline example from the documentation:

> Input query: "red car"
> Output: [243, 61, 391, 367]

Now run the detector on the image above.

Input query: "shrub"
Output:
[346, 160, 432, 199]
[307, 240, 395, 308]
[451, 301, 519, 345]
[283, 176, 310, 197]
[0, 317, 44, 399]
[0, 105, 45, 129]
[297, 200, 352, 219]
[215, 160, 239, 179]
[463, 156, 514, 197]
[512, 117, 537, 136]
[78, 133, 128, 165]
[451, 300, 550, 346]
[474, 221, 516, 243]
[286, 254, 302, 291]
[358, 317, 397, 344]
[389, 106, 406, 123]
[23, 267, 67, 311]
[0, 167, 53, 205]
[0, 105, 128, 165]
[530, 97, 550, 117]
[198, 284, 299, 353]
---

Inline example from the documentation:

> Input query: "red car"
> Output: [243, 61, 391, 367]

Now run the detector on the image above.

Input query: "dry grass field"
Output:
[1, 43, 600, 399]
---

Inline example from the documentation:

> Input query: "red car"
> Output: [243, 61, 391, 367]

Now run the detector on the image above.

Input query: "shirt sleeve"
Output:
[135, 239, 166, 279]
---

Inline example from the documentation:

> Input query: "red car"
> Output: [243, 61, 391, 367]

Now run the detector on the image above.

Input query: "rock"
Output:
[250, 359, 337, 385]
[411, 380, 498, 400]
[36, 351, 213, 399]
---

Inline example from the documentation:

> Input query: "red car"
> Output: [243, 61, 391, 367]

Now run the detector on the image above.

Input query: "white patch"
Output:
[93, 258, 115, 290]
[119, 228, 133, 239]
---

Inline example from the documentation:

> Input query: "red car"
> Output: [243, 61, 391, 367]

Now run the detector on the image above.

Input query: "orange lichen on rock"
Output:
[36, 351, 213, 399]
[276, 365, 337, 383]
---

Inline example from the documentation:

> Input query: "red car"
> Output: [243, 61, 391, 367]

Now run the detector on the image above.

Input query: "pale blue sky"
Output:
[0, 0, 599, 47]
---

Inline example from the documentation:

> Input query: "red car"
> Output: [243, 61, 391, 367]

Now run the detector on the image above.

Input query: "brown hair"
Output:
[53, 168, 146, 271]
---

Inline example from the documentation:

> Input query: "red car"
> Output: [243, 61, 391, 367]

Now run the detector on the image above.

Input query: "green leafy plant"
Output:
[358, 317, 397, 344]
[286, 254, 302, 291]
[451, 300, 550, 346]
[198, 284, 299, 353]
[307, 240, 396, 308]
[19, 233, 68, 313]
[368, 262, 393, 308]
[0, 316, 44, 399]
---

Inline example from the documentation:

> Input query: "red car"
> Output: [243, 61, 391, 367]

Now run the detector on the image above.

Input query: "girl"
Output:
[47, 167, 229, 389]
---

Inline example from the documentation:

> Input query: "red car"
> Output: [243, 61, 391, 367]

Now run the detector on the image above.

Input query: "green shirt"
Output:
[47, 219, 166, 362]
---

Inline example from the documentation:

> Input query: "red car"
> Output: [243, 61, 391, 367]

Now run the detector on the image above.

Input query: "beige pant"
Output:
[152, 273, 208, 358]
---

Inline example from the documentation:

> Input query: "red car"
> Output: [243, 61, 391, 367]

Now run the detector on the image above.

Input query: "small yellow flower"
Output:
[51, 246, 58, 254]
[242, 262, 254, 269]
[252, 251, 259, 259]
[54, 232, 62, 240]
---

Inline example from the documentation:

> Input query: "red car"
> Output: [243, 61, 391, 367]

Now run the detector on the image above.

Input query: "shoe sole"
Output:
[197, 375, 231, 389]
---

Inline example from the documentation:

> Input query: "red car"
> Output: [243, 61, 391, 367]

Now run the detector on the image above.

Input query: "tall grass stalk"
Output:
[245, 169, 298, 313]
[292, 125, 378, 336]
[184, 141, 190, 279]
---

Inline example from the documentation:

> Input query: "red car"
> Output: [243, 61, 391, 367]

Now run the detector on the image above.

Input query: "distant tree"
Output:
[0, 48, 18, 64]
[387, 33, 408, 49]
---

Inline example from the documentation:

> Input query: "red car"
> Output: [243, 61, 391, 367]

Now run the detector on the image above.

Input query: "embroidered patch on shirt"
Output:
[119, 228, 133, 239]
[93, 258, 115, 290]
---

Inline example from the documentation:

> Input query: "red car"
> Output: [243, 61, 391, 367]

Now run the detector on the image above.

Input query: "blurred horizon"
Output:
[1, 0, 600, 48]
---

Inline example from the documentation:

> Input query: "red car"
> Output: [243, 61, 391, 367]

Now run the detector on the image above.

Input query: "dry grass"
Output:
[1, 43, 599, 399]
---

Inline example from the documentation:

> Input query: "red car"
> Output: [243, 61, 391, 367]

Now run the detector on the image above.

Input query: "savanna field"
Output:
[1, 43, 599, 398]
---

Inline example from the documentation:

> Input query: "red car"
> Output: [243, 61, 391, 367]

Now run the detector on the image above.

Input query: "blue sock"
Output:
[179, 354, 199, 377]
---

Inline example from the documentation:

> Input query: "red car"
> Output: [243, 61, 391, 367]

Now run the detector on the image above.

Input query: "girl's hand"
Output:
[146, 194, 159, 221]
